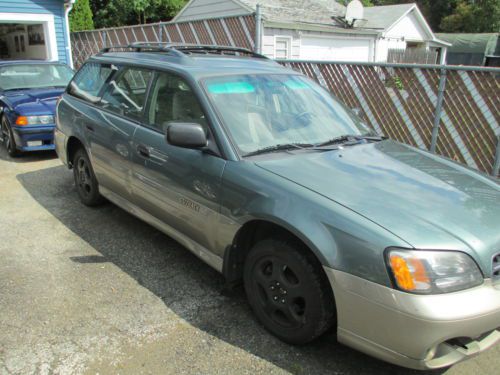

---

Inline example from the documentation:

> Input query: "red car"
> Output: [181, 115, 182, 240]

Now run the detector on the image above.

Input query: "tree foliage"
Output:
[69, 0, 95, 32]
[440, 0, 500, 33]
[85, 0, 499, 32]
[89, 0, 187, 28]
[368, 0, 499, 32]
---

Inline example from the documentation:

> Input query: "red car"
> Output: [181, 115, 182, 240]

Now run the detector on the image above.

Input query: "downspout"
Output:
[254, 4, 262, 54]
[64, 0, 76, 68]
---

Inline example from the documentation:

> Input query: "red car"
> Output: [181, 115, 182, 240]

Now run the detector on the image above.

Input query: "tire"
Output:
[1, 116, 20, 157]
[244, 237, 335, 345]
[73, 148, 105, 206]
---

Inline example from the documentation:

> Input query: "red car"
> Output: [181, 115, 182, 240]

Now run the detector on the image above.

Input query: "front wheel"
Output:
[1, 116, 20, 157]
[244, 237, 335, 345]
[73, 148, 104, 206]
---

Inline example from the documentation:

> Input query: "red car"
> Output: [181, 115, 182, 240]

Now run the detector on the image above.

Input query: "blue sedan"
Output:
[0, 61, 74, 156]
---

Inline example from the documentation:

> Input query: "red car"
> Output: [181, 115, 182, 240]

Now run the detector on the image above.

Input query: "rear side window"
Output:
[68, 63, 113, 103]
[100, 67, 152, 121]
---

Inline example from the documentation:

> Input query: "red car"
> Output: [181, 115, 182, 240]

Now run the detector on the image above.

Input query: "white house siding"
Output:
[384, 11, 429, 41]
[375, 10, 432, 62]
[263, 27, 375, 62]
[174, 0, 250, 22]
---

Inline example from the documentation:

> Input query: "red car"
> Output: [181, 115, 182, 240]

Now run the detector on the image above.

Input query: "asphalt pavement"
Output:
[0, 147, 498, 375]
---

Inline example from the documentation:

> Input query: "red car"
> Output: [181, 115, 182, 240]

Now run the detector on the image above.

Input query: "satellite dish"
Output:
[345, 0, 364, 24]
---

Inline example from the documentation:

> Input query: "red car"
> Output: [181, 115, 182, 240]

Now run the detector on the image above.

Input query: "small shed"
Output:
[0, 0, 75, 66]
[436, 33, 500, 67]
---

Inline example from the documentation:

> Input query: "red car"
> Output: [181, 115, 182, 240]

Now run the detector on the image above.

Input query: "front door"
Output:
[130, 71, 226, 252]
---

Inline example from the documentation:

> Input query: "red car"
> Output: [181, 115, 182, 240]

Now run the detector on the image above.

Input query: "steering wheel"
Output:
[293, 111, 312, 126]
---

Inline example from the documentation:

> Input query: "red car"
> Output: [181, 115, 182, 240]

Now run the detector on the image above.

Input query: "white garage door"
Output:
[300, 37, 371, 62]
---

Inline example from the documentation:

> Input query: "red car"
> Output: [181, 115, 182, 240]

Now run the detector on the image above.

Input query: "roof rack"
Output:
[99, 43, 268, 59]
[99, 44, 185, 58]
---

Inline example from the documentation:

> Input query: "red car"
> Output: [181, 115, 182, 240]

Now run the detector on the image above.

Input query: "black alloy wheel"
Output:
[73, 148, 104, 206]
[244, 237, 335, 345]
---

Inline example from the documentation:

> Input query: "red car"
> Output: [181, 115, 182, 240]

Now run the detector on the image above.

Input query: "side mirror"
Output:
[165, 122, 208, 149]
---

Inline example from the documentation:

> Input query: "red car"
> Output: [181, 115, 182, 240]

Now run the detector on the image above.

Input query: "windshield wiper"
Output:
[243, 143, 314, 157]
[315, 134, 385, 147]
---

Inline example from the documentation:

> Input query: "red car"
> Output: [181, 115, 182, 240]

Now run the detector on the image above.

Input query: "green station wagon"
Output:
[55, 44, 500, 370]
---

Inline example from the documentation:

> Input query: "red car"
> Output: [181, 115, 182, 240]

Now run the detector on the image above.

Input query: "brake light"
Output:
[15, 116, 29, 126]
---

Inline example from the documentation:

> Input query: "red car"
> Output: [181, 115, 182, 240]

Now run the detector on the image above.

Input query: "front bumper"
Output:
[324, 267, 500, 370]
[12, 124, 55, 151]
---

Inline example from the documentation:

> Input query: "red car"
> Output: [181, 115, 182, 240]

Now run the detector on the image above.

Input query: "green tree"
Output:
[369, 1, 458, 32]
[69, 0, 95, 32]
[90, 0, 187, 28]
[441, 0, 500, 32]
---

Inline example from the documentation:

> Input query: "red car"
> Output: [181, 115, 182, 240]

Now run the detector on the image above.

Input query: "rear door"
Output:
[87, 65, 153, 200]
[130, 70, 226, 252]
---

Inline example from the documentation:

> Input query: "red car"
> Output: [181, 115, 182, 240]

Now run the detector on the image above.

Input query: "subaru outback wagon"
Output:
[55, 44, 500, 370]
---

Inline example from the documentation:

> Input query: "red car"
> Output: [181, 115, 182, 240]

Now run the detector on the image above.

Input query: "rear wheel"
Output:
[1, 116, 20, 157]
[73, 148, 104, 206]
[244, 237, 335, 345]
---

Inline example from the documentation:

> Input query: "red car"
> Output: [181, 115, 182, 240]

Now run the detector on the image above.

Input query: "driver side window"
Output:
[147, 72, 207, 131]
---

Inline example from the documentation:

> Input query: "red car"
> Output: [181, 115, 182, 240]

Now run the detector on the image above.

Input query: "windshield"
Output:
[0, 64, 74, 91]
[204, 74, 370, 155]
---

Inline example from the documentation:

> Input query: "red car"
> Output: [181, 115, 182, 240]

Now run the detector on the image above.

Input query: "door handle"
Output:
[85, 124, 95, 132]
[137, 144, 150, 158]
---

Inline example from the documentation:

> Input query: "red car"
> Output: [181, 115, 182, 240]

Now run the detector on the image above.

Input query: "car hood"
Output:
[256, 140, 500, 276]
[2, 88, 64, 116]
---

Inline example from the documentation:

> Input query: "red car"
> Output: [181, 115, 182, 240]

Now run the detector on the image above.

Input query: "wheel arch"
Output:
[223, 218, 332, 290]
[66, 136, 86, 168]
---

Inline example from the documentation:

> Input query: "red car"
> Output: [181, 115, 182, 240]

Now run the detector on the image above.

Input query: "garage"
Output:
[0, 1, 74, 66]
[300, 36, 373, 62]
[0, 21, 53, 61]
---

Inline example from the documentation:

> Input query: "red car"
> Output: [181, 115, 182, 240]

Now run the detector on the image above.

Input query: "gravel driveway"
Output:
[0, 148, 498, 375]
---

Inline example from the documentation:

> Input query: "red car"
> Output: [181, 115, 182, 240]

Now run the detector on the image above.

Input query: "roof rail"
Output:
[99, 44, 185, 58]
[172, 44, 269, 59]
[99, 43, 268, 59]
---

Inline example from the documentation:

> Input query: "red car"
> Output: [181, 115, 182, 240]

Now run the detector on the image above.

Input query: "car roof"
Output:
[89, 51, 296, 79]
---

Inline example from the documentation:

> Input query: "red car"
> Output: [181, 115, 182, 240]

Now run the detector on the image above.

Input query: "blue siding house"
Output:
[0, 0, 75, 67]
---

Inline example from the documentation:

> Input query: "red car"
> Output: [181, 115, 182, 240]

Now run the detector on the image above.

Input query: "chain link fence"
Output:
[71, 21, 500, 177]
[281, 61, 499, 176]
[71, 15, 255, 69]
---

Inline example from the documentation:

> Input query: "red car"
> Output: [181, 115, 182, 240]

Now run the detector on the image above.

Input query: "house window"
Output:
[275, 37, 290, 59]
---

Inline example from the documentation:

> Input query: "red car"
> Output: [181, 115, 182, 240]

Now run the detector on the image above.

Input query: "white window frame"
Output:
[274, 35, 292, 60]
[0, 12, 58, 61]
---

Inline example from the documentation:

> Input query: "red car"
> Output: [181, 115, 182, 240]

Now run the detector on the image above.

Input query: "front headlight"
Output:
[386, 248, 483, 294]
[15, 115, 54, 126]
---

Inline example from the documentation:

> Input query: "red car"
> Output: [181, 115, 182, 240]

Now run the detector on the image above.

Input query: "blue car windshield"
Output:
[204, 74, 370, 155]
[0, 64, 73, 91]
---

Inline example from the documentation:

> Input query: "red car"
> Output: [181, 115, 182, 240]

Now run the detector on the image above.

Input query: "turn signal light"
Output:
[386, 248, 483, 294]
[389, 254, 430, 291]
[15, 116, 29, 126]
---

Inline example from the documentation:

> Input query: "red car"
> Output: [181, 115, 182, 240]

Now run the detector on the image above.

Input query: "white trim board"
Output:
[0, 12, 58, 61]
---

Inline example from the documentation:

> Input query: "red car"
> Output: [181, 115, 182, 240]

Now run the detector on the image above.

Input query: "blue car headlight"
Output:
[16, 115, 54, 126]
